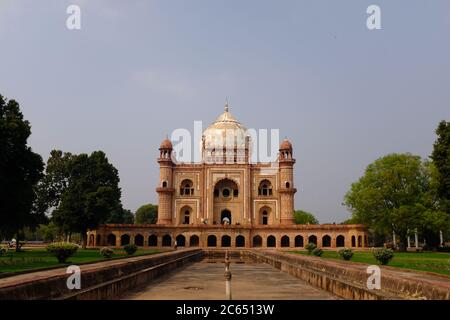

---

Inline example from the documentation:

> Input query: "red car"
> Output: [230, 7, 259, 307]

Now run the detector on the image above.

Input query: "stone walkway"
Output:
[123, 261, 338, 300]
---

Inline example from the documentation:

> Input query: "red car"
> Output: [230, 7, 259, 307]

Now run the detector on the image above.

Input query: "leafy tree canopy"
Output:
[135, 204, 158, 224]
[41, 150, 122, 247]
[294, 210, 319, 225]
[106, 207, 134, 224]
[344, 153, 448, 250]
[431, 120, 450, 213]
[0, 95, 44, 243]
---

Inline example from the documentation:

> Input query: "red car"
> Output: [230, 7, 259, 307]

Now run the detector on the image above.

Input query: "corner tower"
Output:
[156, 138, 174, 225]
[278, 138, 297, 225]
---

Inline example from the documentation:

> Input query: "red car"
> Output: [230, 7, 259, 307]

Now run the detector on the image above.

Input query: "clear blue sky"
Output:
[1, 0, 449, 223]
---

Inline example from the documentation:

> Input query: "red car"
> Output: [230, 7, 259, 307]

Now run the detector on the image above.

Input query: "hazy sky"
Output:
[1, 0, 449, 223]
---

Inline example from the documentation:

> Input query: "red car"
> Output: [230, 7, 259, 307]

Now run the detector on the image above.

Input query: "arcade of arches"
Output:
[88, 225, 368, 249]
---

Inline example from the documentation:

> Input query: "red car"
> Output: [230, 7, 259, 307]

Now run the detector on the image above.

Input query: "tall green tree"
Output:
[344, 153, 436, 251]
[135, 204, 158, 224]
[106, 207, 134, 224]
[431, 120, 450, 214]
[48, 151, 122, 248]
[35, 150, 73, 214]
[0, 95, 44, 250]
[294, 210, 319, 225]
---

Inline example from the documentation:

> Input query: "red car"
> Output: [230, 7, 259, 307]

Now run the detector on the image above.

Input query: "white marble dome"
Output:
[202, 104, 249, 151]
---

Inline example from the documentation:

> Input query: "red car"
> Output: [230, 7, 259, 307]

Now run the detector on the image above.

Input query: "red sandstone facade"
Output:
[88, 104, 368, 249]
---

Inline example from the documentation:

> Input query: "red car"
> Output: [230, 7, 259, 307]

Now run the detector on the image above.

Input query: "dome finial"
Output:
[224, 97, 229, 112]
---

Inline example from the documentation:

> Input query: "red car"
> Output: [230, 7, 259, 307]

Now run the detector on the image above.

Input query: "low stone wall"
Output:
[0, 249, 202, 300]
[248, 250, 450, 300]
[1, 249, 448, 300]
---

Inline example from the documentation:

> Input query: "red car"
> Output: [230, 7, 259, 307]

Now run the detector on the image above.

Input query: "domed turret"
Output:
[280, 138, 292, 151]
[160, 138, 173, 150]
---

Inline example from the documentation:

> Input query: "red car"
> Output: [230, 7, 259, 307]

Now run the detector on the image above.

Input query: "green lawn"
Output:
[0, 248, 161, 274]
[291, 250, 450, 276]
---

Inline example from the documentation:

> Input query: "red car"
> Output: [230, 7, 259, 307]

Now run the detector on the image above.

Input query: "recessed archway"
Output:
[259, 206, 272, 225]
[107, 234, 116, 247]
[134, 234, 144, 246]
[281, 235, 290, 247]
[176, 234, 186, 247]
[221, 210, 232, 225]
[236, 235, 245, 247]
[322, 235, 331, 247]
[207, 235, 217, 247]
[336, 235, 345, 247]
[162, 234, 172, 247]
[213, 178, 239, 224]
[148, 235, 157, 247]
[253, 235, 262, 247]
[308, 235, 317, 245]
[267, 235, 276, 247]
[221, 235, 231, 247]
[180, 205, 192, 225]
[295, 235, 304, 248]
[120, 234, 130, 246]
[351, 236, 356, 247]
[190, 235, 199, 247]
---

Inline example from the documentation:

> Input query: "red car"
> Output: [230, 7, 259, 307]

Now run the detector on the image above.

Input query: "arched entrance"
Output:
[135, 234, 144, 247]
[176, 235, 186, 247]
[180, 205, 192, 225]
[213, 178, 239, 225]
[221, 210, 232, 225]
[221, 235, 231, 247]
[308, 235, 317, 245]
[121, 234, 130, 246]
[322, 235, 331, 247]
[207, 235, 217, 247]
[267, 235, 276, 247]
[259, 206, 272, 225]
[236, 235, 245, 247]
[190, 235, 199, 247]
[281, 236, 290, 247]
[89, 234, 94, 246]
[295, 235, 304, 247]
[162, 234, 172, 247]
[253, 235, 262, 247]
[107, 234, 116, 246]
[148, 235, 157, 247]
[336, 235, 345, 247]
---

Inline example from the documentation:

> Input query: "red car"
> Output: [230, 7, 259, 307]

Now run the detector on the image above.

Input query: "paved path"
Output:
[124, 261, 338, 300]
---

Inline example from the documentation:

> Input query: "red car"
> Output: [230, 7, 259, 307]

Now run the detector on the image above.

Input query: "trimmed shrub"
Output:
[46, 242, 79, 263]
[305, 243, 317, 254]
[437, 246, 450, 253]
[100, 247, 114, 259]
[373, 248, 394, 265]
[312, 248, 323, 257]
[338, 248, 354, 261]
[123, 244, 137, 255]
[0, 246, 7, 256]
